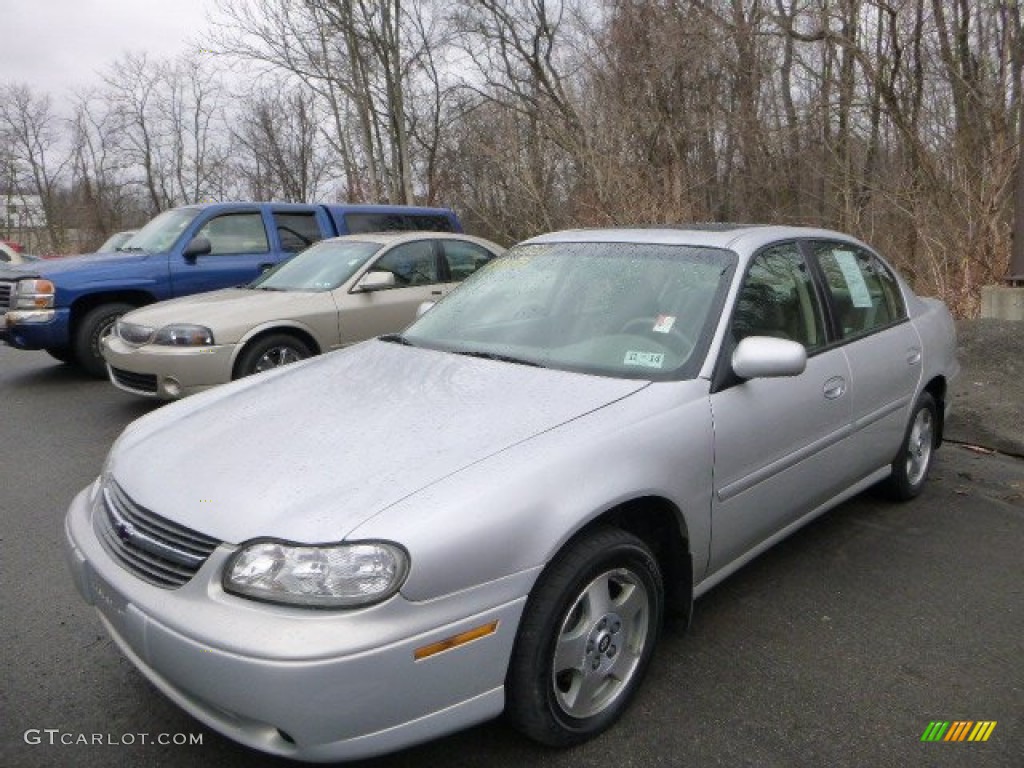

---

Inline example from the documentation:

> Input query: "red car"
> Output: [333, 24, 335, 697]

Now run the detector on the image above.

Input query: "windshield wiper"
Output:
[253, 285, 285, 291]
[379, 333, 417, 347]
[117, 246, 146, 253]
[451, 349, 543, 367]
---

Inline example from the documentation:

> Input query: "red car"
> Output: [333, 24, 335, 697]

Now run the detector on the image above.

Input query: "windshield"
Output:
[126, 209, 199, 253]
[249, 239, 381, 291]
[404, 241, 735, 379]
[98, 231, 137, 253]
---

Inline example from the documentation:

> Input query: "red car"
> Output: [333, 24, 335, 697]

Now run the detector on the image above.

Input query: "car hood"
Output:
[0, 250, 150, 279]
[123, 287, 321, 334]
[110, 340, 649, 544]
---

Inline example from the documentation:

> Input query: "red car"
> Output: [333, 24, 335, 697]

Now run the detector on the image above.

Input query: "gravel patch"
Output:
[946, 319, 1024, 457]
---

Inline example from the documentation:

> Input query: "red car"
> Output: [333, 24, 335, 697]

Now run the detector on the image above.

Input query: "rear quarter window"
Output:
[345, 213, 455, 234]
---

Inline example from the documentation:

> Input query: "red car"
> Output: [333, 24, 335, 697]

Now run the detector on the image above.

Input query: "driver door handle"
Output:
[823, 376, 846, 400]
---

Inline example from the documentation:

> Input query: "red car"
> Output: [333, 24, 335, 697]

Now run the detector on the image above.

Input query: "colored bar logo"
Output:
[921, 721, 997, 742]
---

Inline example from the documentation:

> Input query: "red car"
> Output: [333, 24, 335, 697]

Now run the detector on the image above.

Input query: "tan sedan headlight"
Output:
[223, 541, 409, 608]
[152, 324, 215, 346]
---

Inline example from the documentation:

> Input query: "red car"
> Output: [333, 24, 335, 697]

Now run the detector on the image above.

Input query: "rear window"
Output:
[345, 213, 455, 234]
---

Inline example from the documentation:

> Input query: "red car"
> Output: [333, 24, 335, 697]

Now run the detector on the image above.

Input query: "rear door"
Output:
[335, 239, 445, 344]
[708, 242, 853, 573]
[806, 240, 921, 481]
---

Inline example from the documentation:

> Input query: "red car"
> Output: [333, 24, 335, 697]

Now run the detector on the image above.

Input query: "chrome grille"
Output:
[0, 280, 13, 312]
[110, 367, 158, 394]
[94, 479, 220, 588]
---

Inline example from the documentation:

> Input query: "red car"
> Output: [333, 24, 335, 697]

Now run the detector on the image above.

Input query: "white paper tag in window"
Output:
[624, 350, 665, 368]
[834, 250, 873, 308]
[652, 315, 676, 334]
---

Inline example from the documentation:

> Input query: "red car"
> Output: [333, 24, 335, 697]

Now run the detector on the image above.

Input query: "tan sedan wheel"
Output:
[236, 334, 314, 378]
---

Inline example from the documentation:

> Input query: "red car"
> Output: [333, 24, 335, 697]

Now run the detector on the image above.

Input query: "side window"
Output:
[442, 241, 495, 281]
[372, 241, 439, 287]
[732, 243, 825, 351]
[195, 213, 269, 255]
[273, 212, 323, 252]
[345, 213, 456, 234]
[811, 241, 905, 338]
[407, 215, 455, 232]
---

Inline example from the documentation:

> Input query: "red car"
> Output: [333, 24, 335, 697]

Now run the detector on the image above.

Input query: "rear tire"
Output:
[73, 303, 134, 378]
[505, 527, 663, 747]
[884, 392, 937, 501]
[235, 334, 314, 378]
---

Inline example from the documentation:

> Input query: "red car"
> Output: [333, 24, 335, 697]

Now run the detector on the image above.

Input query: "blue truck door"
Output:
[169, 209, 281, 297]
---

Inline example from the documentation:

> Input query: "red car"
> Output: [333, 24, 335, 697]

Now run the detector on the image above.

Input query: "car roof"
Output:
[319, 232, 495, 247]
[523, 225, 870, 255]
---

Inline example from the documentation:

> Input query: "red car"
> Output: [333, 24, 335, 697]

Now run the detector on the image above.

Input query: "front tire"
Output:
[235, 334, 314, 378]
[45, 346, 75, 364]
[885, 392, 937, 501]
[505, 527, 663, 747]
[73, 303, 134, 378]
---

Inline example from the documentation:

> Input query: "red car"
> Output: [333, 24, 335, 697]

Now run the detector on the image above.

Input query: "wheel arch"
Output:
[231, 325, 322, 379]
[68, 290, 156, 339]
[551, 496, 693, 625]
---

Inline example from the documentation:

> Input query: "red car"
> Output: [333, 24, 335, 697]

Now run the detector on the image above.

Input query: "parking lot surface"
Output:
[1, 344, 1021, 768]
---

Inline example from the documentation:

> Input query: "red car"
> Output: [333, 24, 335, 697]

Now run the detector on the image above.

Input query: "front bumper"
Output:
[102, 336, 236, 399]
[64, 483, 526, 762]
[1, 307, 70, 349]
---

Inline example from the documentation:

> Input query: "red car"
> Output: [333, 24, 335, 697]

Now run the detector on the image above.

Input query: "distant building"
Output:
[3, 191, 47, 232]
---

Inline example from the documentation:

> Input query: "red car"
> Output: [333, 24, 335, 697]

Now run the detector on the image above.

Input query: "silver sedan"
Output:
[65, 225, 958, 762]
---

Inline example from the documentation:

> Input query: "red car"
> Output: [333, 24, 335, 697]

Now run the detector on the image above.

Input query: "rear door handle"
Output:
[823, 376, 846, 400]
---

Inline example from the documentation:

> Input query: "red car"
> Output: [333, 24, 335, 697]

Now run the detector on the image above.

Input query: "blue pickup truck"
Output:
[0, 202, 462, 376]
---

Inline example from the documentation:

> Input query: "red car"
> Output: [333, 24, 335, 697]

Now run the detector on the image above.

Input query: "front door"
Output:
[708, 242, 852, 574]
[336, 239, 445, 344]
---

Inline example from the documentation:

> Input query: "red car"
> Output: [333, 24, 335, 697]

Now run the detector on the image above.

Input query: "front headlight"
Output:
[223, 540, 409, 608]
[152, 323, 214, 346]
[116, 319, 155, 345]
[14, 279, 55, 309]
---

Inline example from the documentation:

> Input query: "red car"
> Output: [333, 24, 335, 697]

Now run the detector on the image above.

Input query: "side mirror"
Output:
[732, 336, 807, 380]
[415, 301, 436, 318]
[354, 271, 396, 293]
[183, 235, 212, 260]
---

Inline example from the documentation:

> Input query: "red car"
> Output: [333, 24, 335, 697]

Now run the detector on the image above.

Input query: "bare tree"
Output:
[231, 80, 331, 200]
[0, 84, 71, 250]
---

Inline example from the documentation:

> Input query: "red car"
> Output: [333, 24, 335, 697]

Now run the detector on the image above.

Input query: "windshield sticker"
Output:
[652, 315, 676, 334]
[833, 250, 873, 308]
[624, 350, 665, 368]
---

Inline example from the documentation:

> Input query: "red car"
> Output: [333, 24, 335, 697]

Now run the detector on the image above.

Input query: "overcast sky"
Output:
[3, 0, 217, 100]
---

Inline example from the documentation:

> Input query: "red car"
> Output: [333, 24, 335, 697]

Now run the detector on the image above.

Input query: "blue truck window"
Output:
[196, 213, 270, 255]
[345, 213, 454, 234]
[273, 212, 323, 252]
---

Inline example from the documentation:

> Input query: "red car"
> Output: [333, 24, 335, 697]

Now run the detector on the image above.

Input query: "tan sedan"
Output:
[101, 232, 503, 398]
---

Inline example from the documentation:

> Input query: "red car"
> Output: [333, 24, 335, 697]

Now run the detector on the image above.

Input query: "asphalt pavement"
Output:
[1, 334, 1021, 768]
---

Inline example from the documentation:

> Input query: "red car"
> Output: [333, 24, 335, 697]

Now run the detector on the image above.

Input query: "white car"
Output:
[0, 242, 33, 265]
